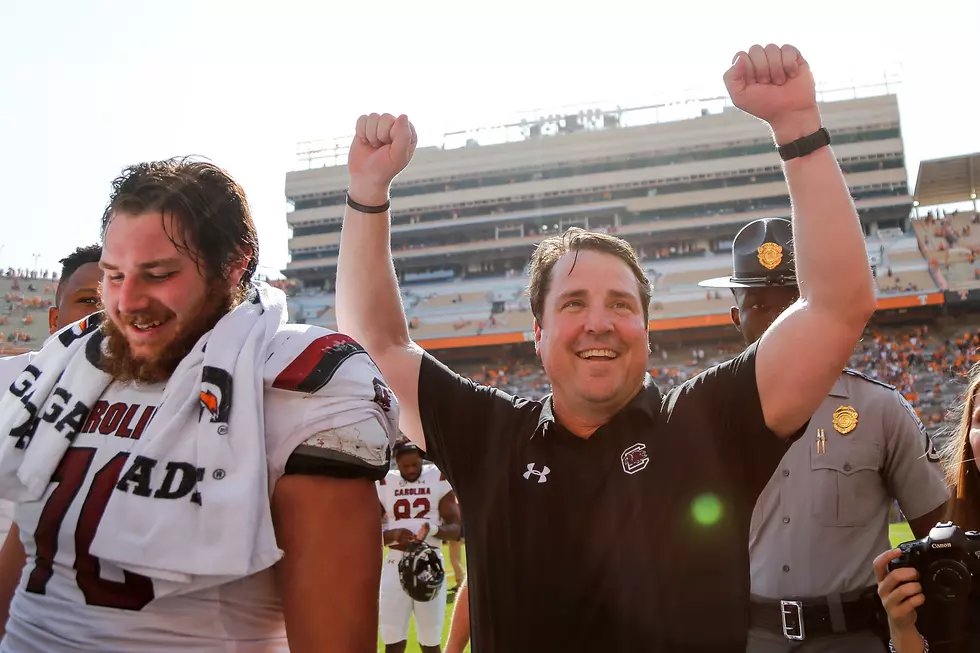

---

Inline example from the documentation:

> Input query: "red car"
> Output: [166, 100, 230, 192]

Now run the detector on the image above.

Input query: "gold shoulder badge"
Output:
[832, 406, 858, 435]
[757, 242, 783, 270]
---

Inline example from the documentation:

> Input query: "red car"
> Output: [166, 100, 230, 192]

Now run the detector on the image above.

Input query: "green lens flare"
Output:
[691, 493, 723, 526]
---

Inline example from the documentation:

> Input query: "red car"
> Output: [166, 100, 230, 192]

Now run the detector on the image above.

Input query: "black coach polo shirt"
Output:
[418, 341, 794, 653]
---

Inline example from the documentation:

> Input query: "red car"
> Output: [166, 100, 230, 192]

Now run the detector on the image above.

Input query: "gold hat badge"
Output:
[757, 242, 783, 270]
[832, 406, 859, 435]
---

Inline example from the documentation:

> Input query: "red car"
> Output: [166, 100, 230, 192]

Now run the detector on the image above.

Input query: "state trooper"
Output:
[700, 218, 950, 652]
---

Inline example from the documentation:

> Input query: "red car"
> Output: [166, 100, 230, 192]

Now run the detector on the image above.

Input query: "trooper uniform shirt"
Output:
[418, 339, 801, 653]
[749, 369, 949, 600]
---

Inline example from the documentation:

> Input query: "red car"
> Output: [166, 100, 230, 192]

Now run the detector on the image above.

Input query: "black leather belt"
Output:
[749, 589, 883, 641]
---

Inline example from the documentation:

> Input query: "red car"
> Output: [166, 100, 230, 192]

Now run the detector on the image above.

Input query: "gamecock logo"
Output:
[621, 443, 650, 475]
[199, 366, 233, 423]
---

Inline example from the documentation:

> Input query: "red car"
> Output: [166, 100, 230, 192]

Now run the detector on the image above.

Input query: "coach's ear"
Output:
[48, 306, 59, 335]
[730, 306, 742, 332]
[533, 318, 542, 356]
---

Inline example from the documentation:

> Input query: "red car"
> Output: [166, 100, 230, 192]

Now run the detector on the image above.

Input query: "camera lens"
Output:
[927, 560, 972, 602]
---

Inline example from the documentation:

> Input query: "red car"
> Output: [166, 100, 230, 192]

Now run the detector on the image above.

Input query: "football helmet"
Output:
[398, 541, 445, 602]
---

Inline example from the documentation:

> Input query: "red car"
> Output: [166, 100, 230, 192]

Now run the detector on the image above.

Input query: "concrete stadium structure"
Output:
[283, 90, 944, 351]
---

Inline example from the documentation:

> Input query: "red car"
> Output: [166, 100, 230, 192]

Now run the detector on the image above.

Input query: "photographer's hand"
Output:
[875, 548, 928, 653]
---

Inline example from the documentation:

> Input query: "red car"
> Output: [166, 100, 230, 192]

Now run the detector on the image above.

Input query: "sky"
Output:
[1, 0, 978, 276]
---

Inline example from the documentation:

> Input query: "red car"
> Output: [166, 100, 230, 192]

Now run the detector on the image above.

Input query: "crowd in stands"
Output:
[913, 210, 980, 287]
[458, 320, 980, 440]
[0, 271, 58, 348]
[916, 210, 979, 256]
[2, 268, 59, 282]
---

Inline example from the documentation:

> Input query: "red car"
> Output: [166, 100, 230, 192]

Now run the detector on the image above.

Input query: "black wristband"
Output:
[777, 127, 831, 161]
[346, 191, 390, 214]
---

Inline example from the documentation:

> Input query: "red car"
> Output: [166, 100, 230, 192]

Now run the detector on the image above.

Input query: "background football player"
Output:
[0, 244, 103, 549]
[378, 439, 461, 653]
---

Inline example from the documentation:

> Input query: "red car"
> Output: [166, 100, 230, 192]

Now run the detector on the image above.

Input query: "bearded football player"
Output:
[0, 158, 398, 653]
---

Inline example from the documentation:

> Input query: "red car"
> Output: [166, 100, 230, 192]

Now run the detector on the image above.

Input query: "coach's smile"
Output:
[577, 348, 619, 361]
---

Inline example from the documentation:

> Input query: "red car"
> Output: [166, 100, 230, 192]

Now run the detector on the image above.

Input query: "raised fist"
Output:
[724, 44, 820, 142]
[348, 113, 418, 206]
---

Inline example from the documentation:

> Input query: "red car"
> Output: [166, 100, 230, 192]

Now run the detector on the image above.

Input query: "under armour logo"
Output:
[523, 463, 550, 483]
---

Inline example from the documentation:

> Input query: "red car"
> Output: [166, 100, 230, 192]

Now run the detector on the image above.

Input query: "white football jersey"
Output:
[0, 354, 35, 544]
[377, 464, 452, 549]
[0, 324, 398, 653]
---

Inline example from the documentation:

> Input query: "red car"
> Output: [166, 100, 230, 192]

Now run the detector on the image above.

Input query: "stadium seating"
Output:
[875, 269, 937, 293]
[450, 318, 980, 443]
[292, 230, 947, 338]
[0, 274, 56, 353]
[911, 211, 980, 291]
[280, 210, 980, 443]
[943, 261, 980, 290]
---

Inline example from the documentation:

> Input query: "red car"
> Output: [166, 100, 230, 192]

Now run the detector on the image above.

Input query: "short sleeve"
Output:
[437, 474, 453, 505]
[417, 352, 513, 491]
[687, 340, 797, 504]
[376, 480, 390, 524]
[884, 393, 950, 520]
[263, 326, 400, 484]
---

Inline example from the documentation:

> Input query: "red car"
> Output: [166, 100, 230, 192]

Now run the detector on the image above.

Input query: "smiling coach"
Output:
[336, 44, 877, 653]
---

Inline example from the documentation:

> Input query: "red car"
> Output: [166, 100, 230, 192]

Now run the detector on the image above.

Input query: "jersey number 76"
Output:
[25, 447, 155, 611]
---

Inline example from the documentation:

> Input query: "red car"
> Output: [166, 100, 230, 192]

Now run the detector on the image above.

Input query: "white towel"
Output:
[0, 282, 288, 587]
[0, 315, 109, 499]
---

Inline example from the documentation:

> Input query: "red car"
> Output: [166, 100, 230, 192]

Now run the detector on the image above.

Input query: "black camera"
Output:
[889, 521, 980, 604]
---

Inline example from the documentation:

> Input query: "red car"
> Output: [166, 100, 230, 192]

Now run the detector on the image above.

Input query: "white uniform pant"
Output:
[379, 549, 447, 647]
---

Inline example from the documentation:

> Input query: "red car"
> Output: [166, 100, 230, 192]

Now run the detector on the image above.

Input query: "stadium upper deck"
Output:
[284, 92, 911, 290]
[281, 90, 950, 349]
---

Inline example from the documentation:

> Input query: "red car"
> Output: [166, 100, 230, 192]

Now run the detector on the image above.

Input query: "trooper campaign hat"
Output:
[698, 218, 798, 288]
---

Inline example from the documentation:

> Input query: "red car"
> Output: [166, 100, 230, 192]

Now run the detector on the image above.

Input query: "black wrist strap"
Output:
[346, 191, 390, 214]
[777, 127, 831, 161]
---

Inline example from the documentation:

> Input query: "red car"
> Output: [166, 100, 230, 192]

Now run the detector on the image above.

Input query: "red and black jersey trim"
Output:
[273, 333, 366, 394]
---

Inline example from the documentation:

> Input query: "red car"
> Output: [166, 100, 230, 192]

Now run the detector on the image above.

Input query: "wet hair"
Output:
[101, 157, 258, 292]
[526, 227, 651, 326]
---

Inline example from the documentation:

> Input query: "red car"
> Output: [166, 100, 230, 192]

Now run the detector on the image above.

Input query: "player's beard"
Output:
[100, 280, 243, 385]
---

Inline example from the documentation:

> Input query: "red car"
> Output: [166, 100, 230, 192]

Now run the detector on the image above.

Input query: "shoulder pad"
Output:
[842, 368, 896, 391]
[266, 324, 377, 395]
[268, 323, 357, 359]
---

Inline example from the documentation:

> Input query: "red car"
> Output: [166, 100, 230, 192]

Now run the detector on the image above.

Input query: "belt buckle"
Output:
[779, 600, 805, 641]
